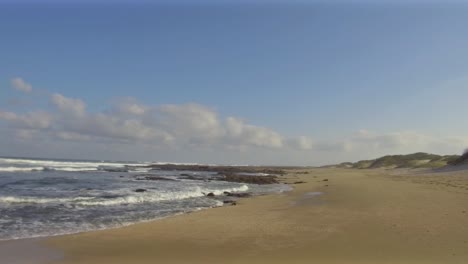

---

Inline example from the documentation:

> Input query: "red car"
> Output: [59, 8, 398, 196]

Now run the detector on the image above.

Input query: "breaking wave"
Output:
[0, 157, 144, 172]
[0, 185, 249, 206]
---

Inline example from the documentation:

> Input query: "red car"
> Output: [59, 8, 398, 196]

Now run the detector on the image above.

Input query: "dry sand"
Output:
[45, 168, 468, 264]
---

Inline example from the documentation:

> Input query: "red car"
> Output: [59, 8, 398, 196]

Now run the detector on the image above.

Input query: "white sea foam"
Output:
[0, 157, 147, 172]
[0, 204, 221, 241]
[0, 185, 249, 206]
[0, 166, 100, 172]
[0, 159, 288, 241]
[0, 196, 95, 204]
[0, 158, 133, 167]
[0, 158, 223, 173]
[0, 167, 45, 172]
[150, 161, 211, 166]
[238, 172, 271, 176]
[128, 167, 151, 173]
[46, 167, 99, 172]
[75, 185, 249, 206]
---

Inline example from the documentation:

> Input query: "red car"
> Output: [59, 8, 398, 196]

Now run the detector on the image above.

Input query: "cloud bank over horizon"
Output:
[1, 77, 467, 165]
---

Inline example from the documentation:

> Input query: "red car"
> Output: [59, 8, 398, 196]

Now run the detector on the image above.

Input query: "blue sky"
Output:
[1, 1, 468, 165]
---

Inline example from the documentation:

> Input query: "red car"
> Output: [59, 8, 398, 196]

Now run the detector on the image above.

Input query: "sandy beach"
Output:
[41, 168, 468, 264]
[3, 2, 468, 263]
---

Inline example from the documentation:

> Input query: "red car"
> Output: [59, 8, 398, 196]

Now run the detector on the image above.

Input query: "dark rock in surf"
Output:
[226, 192, 251, 198]
[99, 167, 129, 172]
[135, 188, 147, 193]
[177, 174, 204, 181]
[206, 192, 215, 197]
[220, 173, 279, 185]
[134, 175, 177, 181]
[144, 164, 286, 176]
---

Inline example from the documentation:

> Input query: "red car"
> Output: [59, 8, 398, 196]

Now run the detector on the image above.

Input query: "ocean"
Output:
[0, 157, 290, 241]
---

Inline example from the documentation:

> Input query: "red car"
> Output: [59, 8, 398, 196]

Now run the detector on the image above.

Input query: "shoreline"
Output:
[0, 184, 290, 242]
[0, 201, 253, 264]
[0, 192, 279, 264]
[8, 167, 468, 263]
[0, 165, 290, 242]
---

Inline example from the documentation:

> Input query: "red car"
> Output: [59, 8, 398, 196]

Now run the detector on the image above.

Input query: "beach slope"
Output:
[46, 168, 468, 264]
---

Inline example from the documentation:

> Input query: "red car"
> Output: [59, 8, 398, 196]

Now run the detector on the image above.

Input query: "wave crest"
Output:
[0, 185, 249, 206]
[0, 158, 143, 172]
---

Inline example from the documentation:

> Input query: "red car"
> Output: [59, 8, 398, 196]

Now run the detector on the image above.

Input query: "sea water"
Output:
[0, 157, 290, 240]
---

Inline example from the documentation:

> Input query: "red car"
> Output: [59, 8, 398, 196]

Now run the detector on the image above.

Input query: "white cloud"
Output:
[113, 97, 148, 115]
[287, 136, 314, 150]
[2, 93, 466, 164]
[314, 141, 352, 152]
[15, 129, 37, 140]
[1, 93, 287, 150]
[55, 131, 92, 141]
[225, 117, 283, 148]
[53, 112, 174, 144]
[351, 130, 435, 149]
[51, 93, 86, 117]
[343, 130, 468, 157]
[11, 77, 32, 93]
[3, 84, 467, 165]
[0, 111, 52, 129]
[159, 103, 226, 142]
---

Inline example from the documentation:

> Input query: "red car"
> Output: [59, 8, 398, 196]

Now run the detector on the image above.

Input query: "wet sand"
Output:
[42, 168, 468, 264]
[0, 238, 62, 264]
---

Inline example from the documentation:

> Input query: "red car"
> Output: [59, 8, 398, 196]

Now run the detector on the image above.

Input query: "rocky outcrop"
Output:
[220, 173, 279, 185]
[134, 175, 177, 181]
[225, 192, 251, 198]
[99, 167, 129, 172]
[223, 200, 237, 206]
[178, 174, 206, 181]
[145, 164, 287, 176]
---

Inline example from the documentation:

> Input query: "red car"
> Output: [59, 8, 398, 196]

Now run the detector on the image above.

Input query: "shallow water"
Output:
[0, 157, 291, 240]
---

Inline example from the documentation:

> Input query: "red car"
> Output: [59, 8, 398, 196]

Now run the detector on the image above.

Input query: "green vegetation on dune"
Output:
[448, 151, 468, 166]
[336, 152, 460, 169]
[352, 160, 375, 169]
